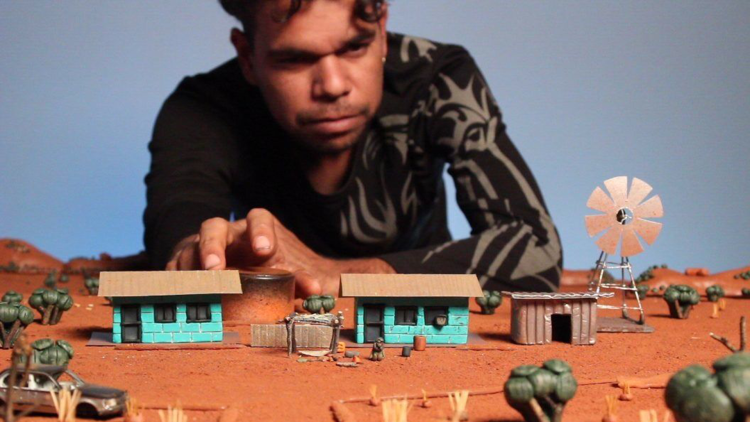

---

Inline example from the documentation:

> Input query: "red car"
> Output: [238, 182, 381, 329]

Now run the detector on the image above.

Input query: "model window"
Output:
[154, 304, 177, 323]
[186, 303, 211, 322]
[424, 307, 449, 326]
[395, 307, 418, 325]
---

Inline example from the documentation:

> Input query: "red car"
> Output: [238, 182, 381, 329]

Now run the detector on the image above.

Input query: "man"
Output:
[144, 0, 562, 298]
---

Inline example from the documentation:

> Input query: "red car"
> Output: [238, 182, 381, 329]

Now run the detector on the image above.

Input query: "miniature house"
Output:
[99, 271, 241, 344]
[503, 292, 614, 346]
[340, 274, 483, 345]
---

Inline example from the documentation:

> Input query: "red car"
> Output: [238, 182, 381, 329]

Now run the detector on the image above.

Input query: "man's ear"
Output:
[230, 28, 257, 85]
[378, 3, 389, 59]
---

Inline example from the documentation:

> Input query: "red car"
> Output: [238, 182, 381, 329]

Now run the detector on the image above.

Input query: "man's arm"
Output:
[143, 86, 235, 269]
[380, 46, 562, 292]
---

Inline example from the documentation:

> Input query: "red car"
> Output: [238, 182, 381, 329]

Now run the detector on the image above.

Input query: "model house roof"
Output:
[503, 292, 614, 300]
[339, 274, 483, 298]
[99, 270, 242, 297]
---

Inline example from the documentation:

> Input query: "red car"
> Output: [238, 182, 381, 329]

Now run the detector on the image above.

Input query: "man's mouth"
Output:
[302, 113, 364, 134]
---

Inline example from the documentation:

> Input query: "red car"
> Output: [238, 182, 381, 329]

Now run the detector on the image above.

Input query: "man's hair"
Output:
[219, 0, 386, 44]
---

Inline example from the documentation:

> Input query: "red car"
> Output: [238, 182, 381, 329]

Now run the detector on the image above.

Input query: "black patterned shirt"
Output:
[144, 33, 563, 291]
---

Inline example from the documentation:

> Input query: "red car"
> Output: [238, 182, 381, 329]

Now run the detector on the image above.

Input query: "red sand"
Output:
[1, 270, 748, 422]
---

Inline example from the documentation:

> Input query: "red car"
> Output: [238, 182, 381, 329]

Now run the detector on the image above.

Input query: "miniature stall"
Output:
[340, 273, 483, 345]
[98, 270, 241, 343]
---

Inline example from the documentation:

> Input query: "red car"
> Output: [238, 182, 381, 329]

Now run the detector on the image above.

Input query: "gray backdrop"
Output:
[1, 1, 748, 272]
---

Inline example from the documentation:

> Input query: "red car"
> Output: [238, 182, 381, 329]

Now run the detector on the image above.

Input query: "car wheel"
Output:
[76, 403, 99, 419]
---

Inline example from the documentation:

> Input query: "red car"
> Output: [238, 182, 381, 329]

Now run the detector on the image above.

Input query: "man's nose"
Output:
[312, 56, 351, 101]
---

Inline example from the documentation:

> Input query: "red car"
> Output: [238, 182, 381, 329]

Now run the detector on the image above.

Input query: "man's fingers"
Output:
[199, 217, 231, 270]
[246, 208, 277, 257]
[176, 244, 200, 270]
[293, 270, 322, 299]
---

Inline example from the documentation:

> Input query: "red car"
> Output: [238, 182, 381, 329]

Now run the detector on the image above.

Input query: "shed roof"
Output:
[502, 292, 614, 300]
[98, 270, 242, 297]
[339, 274, 483, 298]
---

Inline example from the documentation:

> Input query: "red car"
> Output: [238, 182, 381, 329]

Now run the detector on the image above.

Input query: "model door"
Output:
[121, 305, 142, 343]
[364, 305, 385, 343]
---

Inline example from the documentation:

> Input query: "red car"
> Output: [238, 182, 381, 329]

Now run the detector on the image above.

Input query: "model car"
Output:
[0, 365, 127, 418]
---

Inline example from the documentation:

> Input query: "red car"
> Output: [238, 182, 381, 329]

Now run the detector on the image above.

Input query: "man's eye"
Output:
[343, 43, 369, 57]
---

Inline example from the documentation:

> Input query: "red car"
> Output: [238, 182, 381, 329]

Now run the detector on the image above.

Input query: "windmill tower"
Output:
[585, 176, 664, 326]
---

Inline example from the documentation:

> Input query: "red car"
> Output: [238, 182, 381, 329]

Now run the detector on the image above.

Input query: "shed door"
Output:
[121, 305, 142, 343]
[363, 305, 384, 343]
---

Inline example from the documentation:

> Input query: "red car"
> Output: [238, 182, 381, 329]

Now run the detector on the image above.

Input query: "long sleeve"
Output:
[143, 86, 236, 269]
[380, 47, 563, 292]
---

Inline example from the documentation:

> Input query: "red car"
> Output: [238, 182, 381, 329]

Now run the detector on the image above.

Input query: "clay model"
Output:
[475, 290, 502, 314]
[0, 238, 64, 274]
[0, 364, 127, 418]
[0, 302, 34, 349]
[635, 283, 650, 300]
[504, 292, 613, 345]
[43, 271, 57, 288]
[282, 311, 344, 356]
[742, 288, 750, 298]
[665, 353, 750, 422]
[84, 276, 99, 295]
[735, 270, 750, 280]
[2, 291, 22, 304]
[340, 274, 483, 345]
[30, 338, 74, 366]
[99, 270, 241, 344]
[663, 285, 700, 319]
[369, 337, 385, 361]
[586, 176, 663, 328]
[303, 295, 336, 314]
[706, 285, 726, 303]
[504, 359, 578, 422]
[28, 288, 74, 325]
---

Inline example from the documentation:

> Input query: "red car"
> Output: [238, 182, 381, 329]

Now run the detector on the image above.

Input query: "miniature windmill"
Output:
[585, 176, 664, 325]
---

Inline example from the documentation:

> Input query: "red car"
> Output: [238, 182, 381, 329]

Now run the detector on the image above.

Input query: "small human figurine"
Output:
[370, 337, 385, 361]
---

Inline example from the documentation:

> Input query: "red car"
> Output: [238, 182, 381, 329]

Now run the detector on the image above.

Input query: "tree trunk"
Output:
[0, 323, 8, 349]
[5, 321, 21, 349]
[42, 304, 55, 325]
[52, 308, 64, 325]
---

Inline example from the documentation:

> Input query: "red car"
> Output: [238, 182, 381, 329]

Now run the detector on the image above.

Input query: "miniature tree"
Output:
[59, 273, 69, 283]
[476, 290, 502, 314]
[84, 277, 100, 295]
[742, 288, 750, 298]
[2, 290, 23, 304]
[0, 303, 34, 349]
[635, 283, 650, 300]
[663, 285, 700, 319]
[43, 271, 57, 288]
[28, 288, 74, 325]
[665, 353, 750, 422]
[706, 285, 726, 303]
[504, 359, 578, 422]
[30, 338, 74, 366]
[303, 295, 336, 314]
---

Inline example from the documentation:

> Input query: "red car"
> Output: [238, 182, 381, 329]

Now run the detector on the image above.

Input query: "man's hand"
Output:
[166, 208, 395, 297]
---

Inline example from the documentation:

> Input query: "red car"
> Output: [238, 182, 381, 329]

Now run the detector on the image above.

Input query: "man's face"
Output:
[234, 0, 388, 155]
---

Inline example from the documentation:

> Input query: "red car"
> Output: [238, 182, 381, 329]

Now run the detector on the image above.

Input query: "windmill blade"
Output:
[604, 176, 629, 208]
[587, 186, 616, 214]
[627, 177, 653, 208]
[621, 226, 645, 256]
[634, 195, 664, 219]
[585, 213, 617, 237]
[633, 218, 663, 245]
[595, 225, 623, 255]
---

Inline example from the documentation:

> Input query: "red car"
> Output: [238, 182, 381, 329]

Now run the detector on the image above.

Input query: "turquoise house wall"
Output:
[112, 294, 223, 343]
[355, 297, 469, 344]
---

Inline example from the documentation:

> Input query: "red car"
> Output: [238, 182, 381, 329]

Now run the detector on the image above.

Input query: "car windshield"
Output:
[57, 370, 84, 387]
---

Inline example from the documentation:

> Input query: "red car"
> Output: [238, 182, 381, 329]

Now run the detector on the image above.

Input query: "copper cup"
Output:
[413, 335, 426, 351]
[222, 268, 295, 323]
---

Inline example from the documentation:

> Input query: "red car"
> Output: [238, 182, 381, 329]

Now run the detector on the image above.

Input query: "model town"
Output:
[0, 177, 748, 422]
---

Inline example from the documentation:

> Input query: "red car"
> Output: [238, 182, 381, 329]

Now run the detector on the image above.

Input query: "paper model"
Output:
[340, 274, 483, 345]
[99, 271, 241, 344]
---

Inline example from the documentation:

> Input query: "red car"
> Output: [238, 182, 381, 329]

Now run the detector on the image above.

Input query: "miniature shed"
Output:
[99, 271, 242, 344]
[340, 274, 483, 345]
[503, 292, 614, 346]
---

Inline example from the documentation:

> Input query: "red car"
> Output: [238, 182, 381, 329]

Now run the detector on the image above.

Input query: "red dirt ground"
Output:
[1, 270, 749, 422]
